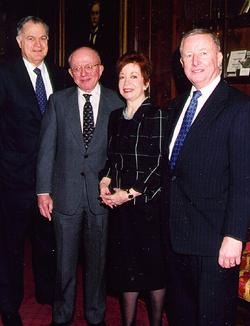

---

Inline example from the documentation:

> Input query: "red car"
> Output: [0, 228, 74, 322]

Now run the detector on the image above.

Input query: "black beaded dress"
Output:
[101, 99, 167, 292]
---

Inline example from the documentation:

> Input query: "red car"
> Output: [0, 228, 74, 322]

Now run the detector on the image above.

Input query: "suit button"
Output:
[81, 172, 85, 176]
[171, 175, 176, 181]
[84, 154, 88, 158]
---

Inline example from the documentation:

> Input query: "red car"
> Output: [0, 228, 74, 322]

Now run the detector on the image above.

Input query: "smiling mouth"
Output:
[80, 77, 91, 81]
[192, 67, 204, 72]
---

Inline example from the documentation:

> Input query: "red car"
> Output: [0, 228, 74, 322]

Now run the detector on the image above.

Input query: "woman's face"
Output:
[118, 63, 148, 102]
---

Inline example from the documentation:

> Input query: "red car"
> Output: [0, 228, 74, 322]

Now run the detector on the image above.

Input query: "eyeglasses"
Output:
[70, 63, 100, 74]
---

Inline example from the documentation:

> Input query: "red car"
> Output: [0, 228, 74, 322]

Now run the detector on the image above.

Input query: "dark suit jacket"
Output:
[162, 79, 250, 256]
[0, 56, 70, 190]
[36, 85, 124, 215]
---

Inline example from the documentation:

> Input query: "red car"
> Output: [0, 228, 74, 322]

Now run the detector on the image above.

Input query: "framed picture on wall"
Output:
[59, 0, 127, 89]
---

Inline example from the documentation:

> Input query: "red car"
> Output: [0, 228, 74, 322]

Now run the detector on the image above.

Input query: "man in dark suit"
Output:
[163, 29, 250, 326]
[87, 0, 104, 48]
[81, 0, 117, 89]
[36, 46, 123, 326]
[0, 16, 70, 326]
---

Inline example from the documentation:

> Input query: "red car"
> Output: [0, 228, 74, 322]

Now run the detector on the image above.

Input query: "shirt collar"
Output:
[78, 83, 101, 97]
[23, 57, 45, 74]
[190, 75, 221, 98]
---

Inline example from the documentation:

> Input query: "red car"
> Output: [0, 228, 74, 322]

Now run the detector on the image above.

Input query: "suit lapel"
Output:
[191, 82, 227, 129]
[45, 61, 69, 91]
[87, 87, 110, 150]
[176, 81, 228, 167]
[91, 95, 105, 144]
[66, 88, 85, 149]
[44, 62, 57, 91]
[167, 93, 188, 150]
[15, 58, 42, 119]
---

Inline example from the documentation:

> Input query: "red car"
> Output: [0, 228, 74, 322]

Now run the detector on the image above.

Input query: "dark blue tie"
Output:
[34, 67, 47, 114]
[170, 90, 202, 169]
[83, 94, 95, 149]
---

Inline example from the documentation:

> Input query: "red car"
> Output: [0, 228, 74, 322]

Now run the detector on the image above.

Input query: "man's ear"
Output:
[68, 68, 73, 79]
[180, 57, 184, 68]
[217, 51, 223, 68]
[99, 64, 104, 76]
[16, 36, 21, 49]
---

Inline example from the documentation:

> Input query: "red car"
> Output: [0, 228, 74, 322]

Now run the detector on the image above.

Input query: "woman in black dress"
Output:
[99, 51, 167, 326]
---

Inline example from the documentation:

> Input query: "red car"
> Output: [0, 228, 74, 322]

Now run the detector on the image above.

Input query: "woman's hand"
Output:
[100, 187, 140, 209]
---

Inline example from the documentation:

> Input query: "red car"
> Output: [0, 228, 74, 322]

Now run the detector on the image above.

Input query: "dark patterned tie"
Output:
[83, 93, 95, 149]
[170, 90, 202, 169]
[34, 67, 47, 114]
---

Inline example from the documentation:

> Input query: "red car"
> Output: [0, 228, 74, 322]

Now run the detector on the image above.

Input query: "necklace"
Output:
[123, 108, 134, 120]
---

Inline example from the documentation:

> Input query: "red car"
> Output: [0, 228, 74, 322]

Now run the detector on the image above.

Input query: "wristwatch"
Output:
[125, 188, 134, 199]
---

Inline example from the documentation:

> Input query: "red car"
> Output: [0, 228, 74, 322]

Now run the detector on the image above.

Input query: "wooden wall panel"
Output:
[125, 0, 174, 107]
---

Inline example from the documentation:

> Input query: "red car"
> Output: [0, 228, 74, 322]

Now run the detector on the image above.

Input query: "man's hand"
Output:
[218, 236, 243, 268]
[37, 194, 53, 221]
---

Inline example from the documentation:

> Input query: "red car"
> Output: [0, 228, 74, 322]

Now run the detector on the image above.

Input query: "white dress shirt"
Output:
[23, 58, 53, 99]
[169, 75, 221, 158]
[77, 83, 101, 131]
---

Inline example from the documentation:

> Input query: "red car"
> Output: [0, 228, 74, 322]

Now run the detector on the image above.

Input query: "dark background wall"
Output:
[1, 0, 249, 106]
[0, 0, 188, 104]
[64, 0, 120, 88]
[0, 0, 58, 61]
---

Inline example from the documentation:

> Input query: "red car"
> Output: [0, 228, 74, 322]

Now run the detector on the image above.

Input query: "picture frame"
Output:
[227, 50, 247, 74]
[226, 50, 250, 77]
[57, 0, 128, 88]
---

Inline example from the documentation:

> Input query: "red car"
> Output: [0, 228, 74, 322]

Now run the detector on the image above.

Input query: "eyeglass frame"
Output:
[70, 63, 101, 74]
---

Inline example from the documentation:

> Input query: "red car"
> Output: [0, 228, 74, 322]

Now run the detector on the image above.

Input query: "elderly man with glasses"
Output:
[36, 46, 124, 326]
